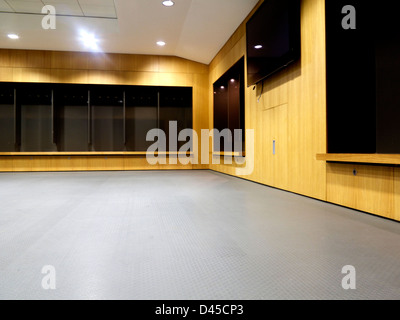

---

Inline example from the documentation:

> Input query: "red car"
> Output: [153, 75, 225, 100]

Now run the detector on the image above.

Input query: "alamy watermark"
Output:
[341, 265, 356, 290]
[41, 5, 56, 30]
[40, 4, 357, 31]
[145, 122, 255, 176]
[342, 5, 356, 30]
[41, 265, 56, 290]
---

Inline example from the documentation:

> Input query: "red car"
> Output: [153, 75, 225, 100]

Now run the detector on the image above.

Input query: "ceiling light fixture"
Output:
[157, 41, 166, 46]
[79, 30, 99, 51]
[162, 0, 175, 7]
[254, 45, 263, 49]
[8, 34, 19, 40]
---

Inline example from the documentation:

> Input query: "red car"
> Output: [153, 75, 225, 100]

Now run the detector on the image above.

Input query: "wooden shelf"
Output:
[212, 151, 246, 157]
[316, 153, 400, 165]
[0, 152, 193, 157]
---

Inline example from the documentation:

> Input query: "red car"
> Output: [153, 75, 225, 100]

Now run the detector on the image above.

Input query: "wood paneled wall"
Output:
[326, 163, 395, 219]
[0, 49, 209, 172]
[1, 2, 399, 222]
[208, 0, 327, 201]
[208, 0, 400, 222]
[0, 156, 194, 172]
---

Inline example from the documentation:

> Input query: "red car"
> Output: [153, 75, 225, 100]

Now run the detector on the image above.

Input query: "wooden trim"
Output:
[317, 153, 400, 165]
[212, 151, 246, 157]
[0, 152, 193, 157]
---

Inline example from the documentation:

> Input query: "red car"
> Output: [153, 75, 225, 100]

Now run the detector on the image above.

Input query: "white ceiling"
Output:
[0, 0, 259, 65]
[0, 0, 118, 17]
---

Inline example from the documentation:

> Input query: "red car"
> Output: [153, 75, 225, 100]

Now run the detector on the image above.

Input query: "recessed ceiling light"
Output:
[254, 45, 263, 49]
[79, 30, 99, 51]
[157, 41, 166, 47]
[162, 0, 175, 7]
[8, 34, 19, 40]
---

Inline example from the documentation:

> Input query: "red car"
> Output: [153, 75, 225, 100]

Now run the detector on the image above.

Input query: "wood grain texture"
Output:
[0, 50, 208, 80]
[86, 156, 123, 171]
[0, 156, 195, 172]
[193, 73, 210, 169]
[317, 153, 400, 165]
[1, 1, 397, 223]
[327, 163, 395, 220]
[393, 168, 400, 221]
[0, 49, 208, 173]
[260, 108, 274, 186]
[0, 157, 13, 172]
[258, 104, 288, 189]
[259, 70, 289, 111]
[0, 152, 194, 156]
[0, 67, 13, 82]
[11, 157, 32, 172]
[208, 0, 327, 200]
[212, 152, 244, 157]
[273, 104, 288, 190]
[287, 0, 327, 200]
[326, 163, 357, 209]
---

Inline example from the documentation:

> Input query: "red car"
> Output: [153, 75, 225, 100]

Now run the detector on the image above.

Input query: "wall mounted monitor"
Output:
[246, 0, 301, 87]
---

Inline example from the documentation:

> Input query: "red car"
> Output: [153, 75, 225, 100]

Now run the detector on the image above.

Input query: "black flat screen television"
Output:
[246, 0, 301, 87]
